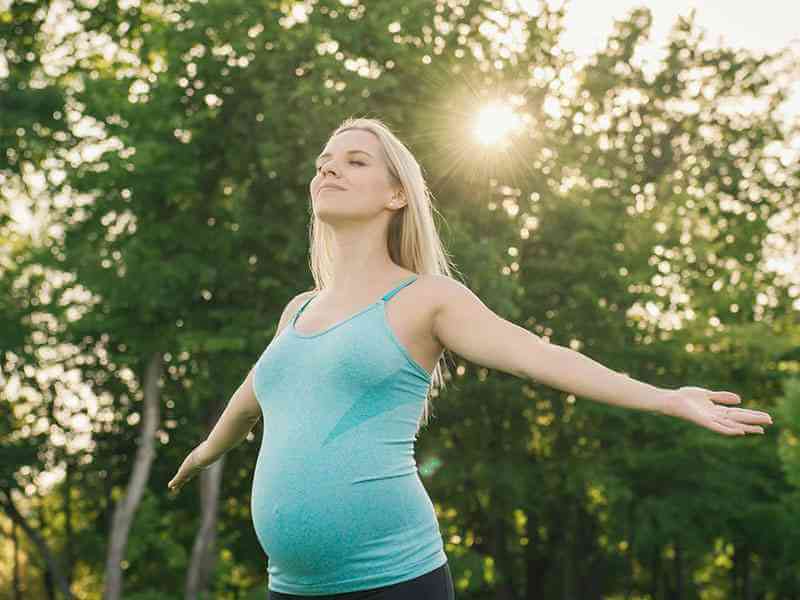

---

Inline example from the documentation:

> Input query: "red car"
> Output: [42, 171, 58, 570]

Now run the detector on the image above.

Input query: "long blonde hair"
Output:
[307, 116, 460, 428]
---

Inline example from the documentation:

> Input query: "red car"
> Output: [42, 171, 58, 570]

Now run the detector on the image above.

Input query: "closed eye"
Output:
[315, 160, 365, 172]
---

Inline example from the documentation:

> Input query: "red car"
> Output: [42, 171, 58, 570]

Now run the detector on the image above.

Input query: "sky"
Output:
[557, 0, 800, 121]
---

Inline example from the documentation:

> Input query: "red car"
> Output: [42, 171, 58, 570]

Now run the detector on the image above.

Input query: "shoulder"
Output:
[418, 273, 496, 330]
[413, 274, 494, 349]
[275, 289, 317, 335]
[416, 273, 473, 313]
[287, 289, 317, 316]
[413, 274, 482, 340]
[291, 289, 318, 308]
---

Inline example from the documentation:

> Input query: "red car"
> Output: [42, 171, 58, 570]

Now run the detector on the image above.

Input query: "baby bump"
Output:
[251, 464, 439, 576]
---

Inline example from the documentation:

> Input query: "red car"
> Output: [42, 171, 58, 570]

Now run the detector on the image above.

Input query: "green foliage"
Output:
[776, 377, 800, 489]
[1, 1, 798, 599]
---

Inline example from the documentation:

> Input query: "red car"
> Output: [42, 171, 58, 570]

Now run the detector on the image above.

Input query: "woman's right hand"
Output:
[168, 442, 213, 493]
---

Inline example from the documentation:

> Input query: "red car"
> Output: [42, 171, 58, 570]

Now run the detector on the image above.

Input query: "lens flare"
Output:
[473, 102, 523, 146]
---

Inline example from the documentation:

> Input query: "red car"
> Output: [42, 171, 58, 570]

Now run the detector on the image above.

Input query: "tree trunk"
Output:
[673, 541, 684, 600]
[103, 351, 163, 600]
[575, 499, 604, 600]
[672, 540, 686, 600]
[43, 560, 56, 600]
[0, 489, 73, 599]
[13, 520, 22, 600]
[185, 455, 226, 600]
[64, 459, 74, 592]
[624, 502, 635, 600]
[561, 505, 572, 600]
[650, 544, 662, 600]
[185, 388, 230, 599]
[741, 544, 753, 600]
[493, 511, 516, 600]
[524, 540, 551, 600]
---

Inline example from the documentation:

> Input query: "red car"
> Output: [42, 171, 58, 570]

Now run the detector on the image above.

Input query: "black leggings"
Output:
[267, 562, 455, 600]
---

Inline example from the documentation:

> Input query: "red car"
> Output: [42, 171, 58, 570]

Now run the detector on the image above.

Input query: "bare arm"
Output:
[198, 290, 315, 463]
[430, 276, 773, 437]
[168, 290, 315, 492]
[194, 366, 262, 466]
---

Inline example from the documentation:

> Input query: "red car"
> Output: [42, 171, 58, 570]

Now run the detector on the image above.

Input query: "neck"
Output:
[323, 224, 404, 296]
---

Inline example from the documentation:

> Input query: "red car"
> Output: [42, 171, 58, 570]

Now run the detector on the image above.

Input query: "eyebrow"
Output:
[315, 149, 374, 165]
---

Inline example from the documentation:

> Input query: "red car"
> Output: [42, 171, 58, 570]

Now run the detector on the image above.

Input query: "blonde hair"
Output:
[306, 116, 461, 429]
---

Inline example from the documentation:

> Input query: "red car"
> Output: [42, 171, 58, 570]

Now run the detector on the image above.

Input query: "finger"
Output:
[719, 418, 765, 435]
[725, 408, 773, 424]
[710, 418, 746, 436]
[709, 391, 741, 404]
[744, 425, 766, 434]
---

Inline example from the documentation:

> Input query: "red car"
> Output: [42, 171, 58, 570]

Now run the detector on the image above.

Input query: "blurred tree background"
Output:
[1, 0, 799, 598]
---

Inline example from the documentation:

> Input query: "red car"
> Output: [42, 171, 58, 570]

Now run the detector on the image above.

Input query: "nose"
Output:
[320, 161, 338, 177]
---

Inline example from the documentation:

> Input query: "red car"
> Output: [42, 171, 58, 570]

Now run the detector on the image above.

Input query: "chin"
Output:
[314, 205, 364, 225]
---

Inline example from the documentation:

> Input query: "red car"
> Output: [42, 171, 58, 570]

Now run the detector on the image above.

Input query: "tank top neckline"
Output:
[289, 275, 418, 340]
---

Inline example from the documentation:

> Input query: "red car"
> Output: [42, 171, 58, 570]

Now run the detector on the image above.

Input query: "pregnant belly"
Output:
[251, 456, 439, 577]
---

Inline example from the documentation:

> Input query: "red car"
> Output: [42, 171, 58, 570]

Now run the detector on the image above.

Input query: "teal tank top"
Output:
[250, 274, 448, 595]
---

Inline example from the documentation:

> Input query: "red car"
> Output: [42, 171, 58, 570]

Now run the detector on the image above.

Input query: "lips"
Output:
[319, 184, 346, 192]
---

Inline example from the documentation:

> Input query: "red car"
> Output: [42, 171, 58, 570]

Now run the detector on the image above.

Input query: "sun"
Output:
[472, 101, 523, 146]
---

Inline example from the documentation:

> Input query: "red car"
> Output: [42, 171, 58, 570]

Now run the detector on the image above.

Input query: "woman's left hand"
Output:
[659, 386, 774, 436]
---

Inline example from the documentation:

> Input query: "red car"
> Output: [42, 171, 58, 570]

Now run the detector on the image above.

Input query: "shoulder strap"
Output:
[292, 291, 319, 325]
[381, 275, 418, 303]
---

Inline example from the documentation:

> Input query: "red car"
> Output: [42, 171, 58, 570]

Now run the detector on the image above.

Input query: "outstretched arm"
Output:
[429, 276, 773, 436]
[168, 289, 315, 493]
[196, 368, 262, 465]
[168, 369, 261, 493]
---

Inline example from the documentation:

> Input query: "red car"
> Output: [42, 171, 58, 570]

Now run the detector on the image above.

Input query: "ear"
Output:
[390, 188, 407, 209]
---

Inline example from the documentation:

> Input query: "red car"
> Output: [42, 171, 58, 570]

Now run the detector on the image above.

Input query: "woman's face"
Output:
[310, 129, 404, 223]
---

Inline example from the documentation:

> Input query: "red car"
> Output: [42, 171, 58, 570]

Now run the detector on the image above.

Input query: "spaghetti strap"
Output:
[381, 275, 418, 303]
[292, 292, 318, 326]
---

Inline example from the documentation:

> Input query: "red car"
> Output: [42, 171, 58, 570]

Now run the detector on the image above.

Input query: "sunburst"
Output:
[473, 101, 524, 146]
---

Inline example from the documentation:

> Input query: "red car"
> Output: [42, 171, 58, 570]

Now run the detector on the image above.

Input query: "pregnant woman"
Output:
[168, 117, 773, 599]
